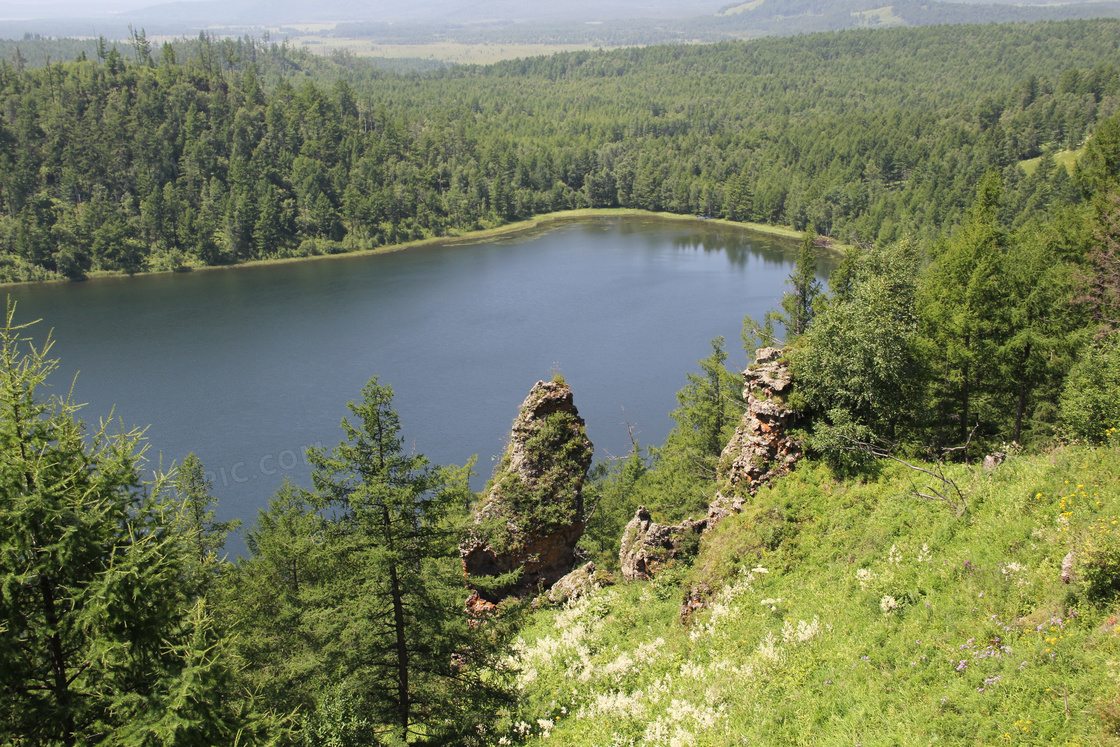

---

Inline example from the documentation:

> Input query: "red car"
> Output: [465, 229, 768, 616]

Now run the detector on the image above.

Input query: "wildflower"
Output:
[956, 660, 968, 671]
[758, 631, 782, 664]
[880, 595, 899, 614]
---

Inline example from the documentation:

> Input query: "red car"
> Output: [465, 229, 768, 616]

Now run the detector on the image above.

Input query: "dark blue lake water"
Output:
[4, 216, 826, 552]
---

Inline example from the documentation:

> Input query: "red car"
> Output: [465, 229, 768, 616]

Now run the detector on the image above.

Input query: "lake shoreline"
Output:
[0, 209, 834, 289]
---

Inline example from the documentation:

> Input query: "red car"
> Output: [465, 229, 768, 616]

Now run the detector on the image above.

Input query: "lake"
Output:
[4, 215, 828, 552]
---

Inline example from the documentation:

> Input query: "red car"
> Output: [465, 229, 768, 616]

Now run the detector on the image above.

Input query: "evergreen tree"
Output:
[919, 171, 1011, 447]
[305, 378, 504, 743]
[0, 302, 258, 745]
[781, 232, 823, 337]
[172, 451, 241, 570]
[656, 337, 744, 488]
[225, 379, 510, 745]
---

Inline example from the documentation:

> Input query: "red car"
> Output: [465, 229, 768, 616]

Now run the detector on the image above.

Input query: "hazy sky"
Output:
[0, 0, 207, 20]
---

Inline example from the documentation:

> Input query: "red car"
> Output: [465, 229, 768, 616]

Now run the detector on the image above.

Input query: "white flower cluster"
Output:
[880, 595, 899, 614]
[688, 568, 764, 641]
[855, 568, 875, 589]
[757, 631, 783, 665]
[888, 544, 903, 564]
[641, 699, 727, 747]
[917, 543, 932, 562]
[760, 597, 782, 612]
[782, 615, 821, 644]
[581, 688, 648, 720]
[510, 588, 620, 688]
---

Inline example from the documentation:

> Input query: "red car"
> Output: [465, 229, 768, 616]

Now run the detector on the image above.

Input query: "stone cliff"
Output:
[619, 347, 801, 582]
[461, 378, 594, 614]
[708, 346, 801, 527]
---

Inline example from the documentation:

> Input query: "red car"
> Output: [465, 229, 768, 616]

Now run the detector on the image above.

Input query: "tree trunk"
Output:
[389, 562, 409, 739]
[40, 574, 77, 746]
[383, 503, 410, 739]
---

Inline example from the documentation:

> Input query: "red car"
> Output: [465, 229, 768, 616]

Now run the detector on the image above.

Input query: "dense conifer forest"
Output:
[5, 17, 1120, 747]
[0, 21, 1117, 282]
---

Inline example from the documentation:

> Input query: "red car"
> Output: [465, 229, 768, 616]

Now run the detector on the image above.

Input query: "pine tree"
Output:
[305, 378, 505, 743]
[662, 337, 744, 479]
[172, 452, 241, 571]
[227, 378, 510, 745]
[919, 171, 1011, 447]
[0, 301, 258, 745]
[781, 232, 823, 337]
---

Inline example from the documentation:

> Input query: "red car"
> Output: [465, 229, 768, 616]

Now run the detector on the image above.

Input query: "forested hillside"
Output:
[6, 16, 1120, 747]
[0, 21, 1118, 282]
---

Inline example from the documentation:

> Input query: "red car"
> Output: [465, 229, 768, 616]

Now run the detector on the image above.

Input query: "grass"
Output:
[491, 438, 1120, 745]
[851, 6, 906, 27]
[1020, 148, 1084, 177]
[719, 0, 766, 16]
[290, 37, 609, 65]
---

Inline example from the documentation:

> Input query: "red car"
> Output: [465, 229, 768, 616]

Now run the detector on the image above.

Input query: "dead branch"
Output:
[838, 434, 968, 517]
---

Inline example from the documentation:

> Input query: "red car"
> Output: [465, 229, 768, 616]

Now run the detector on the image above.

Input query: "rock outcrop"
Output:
[674, 348, 802, 619]
[613, 348, 802, 586]
[708, 347, 801, 531]
[547, 561, 615, 605]
[461, 379, 594, 615]
[619, 506, 705, 582]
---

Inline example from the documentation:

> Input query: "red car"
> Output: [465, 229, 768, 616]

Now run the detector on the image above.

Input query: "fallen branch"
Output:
[838, 435, 968, 517]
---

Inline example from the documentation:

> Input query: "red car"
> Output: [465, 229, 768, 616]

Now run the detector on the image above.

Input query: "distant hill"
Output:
[1, 0, 1120, 46]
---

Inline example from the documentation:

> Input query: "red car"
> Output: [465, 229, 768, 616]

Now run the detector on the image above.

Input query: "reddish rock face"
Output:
[680, 347, 803, 620]
[461, 379, 593, 612]
[711, 347, 801, 527]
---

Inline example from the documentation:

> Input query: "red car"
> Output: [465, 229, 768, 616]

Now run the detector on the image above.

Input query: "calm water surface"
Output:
[5, 216, 827, 552]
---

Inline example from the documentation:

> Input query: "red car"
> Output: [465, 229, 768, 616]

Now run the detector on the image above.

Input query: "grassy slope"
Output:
[499, 439, 1120, 745]
[1020, 148, 1085, 177]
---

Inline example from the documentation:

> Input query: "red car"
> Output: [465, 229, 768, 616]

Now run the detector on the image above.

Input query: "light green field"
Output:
[292, 36, 608, 64]
[851, 5, 906, 26]
[718, 0, 765, 16]
[1020, 147, 1083, 176]
[499, 440, 1120, 745]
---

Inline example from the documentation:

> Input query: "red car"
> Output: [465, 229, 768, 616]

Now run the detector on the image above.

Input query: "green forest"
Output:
[0, 21, 1117, 282]
[5, 16, 1120, 746]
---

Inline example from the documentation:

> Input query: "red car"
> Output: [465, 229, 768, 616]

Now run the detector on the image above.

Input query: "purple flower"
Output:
[956, 660, 968, 671]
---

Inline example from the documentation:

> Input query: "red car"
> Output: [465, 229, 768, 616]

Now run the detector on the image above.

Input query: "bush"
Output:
[1077, 529, 1120, 602]
[1060, 334, 1120, 442]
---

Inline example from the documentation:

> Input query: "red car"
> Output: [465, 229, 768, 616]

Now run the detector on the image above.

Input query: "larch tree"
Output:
[0, 301, 260, 745]
[172, 451, 241, 572]
[781, 232, 823, 338]
[227, 377, 510, 745]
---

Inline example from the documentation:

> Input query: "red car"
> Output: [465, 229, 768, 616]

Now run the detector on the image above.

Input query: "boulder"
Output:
[461, 379, 594, 611]
[619, 506, 705, 581]
[1062, 551, 1077, 585]
[547, 561, 614, 605]
[983, 452, 1006, 472]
